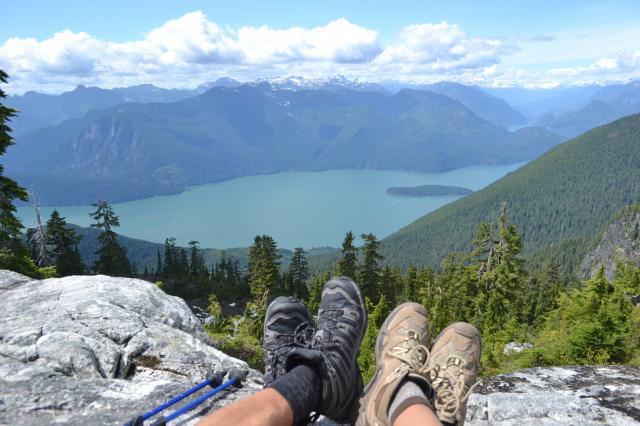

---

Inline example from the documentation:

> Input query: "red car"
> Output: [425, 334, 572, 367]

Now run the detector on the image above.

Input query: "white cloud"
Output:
[0, 11, 638, 93]
[376, 22, 513, 71]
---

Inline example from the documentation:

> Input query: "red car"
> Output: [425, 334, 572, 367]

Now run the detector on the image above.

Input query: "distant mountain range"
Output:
[380, 113, 640, 273]
[6, 76, 385, 135]
[6, 82, 563, 205]
[389, 82, 528, 129]
[534, 80, 640, 137]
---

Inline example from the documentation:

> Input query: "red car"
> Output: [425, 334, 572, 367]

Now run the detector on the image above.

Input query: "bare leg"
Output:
[197, 388, 293, 426]
[393, 404, 443, 426]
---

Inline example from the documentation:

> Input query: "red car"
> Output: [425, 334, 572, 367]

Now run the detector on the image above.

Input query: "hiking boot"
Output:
[356, 302, 435, 426]
[263, 296, 313, 385]
[428, 322, 482, 426]
[285, 276, 367, 424]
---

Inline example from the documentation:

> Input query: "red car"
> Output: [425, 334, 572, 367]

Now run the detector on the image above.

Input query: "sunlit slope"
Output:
[381, 114, 640, 270]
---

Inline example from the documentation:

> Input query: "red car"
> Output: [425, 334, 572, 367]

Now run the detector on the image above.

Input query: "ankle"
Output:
[388, 378, 435, 425]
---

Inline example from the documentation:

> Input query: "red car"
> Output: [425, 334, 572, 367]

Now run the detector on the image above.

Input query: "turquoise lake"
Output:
[17, 164, 523, 249]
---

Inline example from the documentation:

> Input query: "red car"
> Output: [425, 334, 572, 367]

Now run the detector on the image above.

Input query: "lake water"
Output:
[17, 164, 523, 249]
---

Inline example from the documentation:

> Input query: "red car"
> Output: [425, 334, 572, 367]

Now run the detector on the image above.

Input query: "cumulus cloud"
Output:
[547, 50, 640, 80]
[376, 22, 513, 71]
[1, 11, 637, 93]
[0, 12, 387, 92]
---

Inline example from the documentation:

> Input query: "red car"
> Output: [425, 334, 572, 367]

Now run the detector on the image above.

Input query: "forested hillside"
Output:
[381, 114, 640, 272]
[6, 85, 562, 205]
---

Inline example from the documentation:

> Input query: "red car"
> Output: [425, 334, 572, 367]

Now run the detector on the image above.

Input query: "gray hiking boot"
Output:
[263, 296, 313, 385]
[356, 302, 434, 426]
[428, 322, 482, 426]
[286, 276, 367, 424]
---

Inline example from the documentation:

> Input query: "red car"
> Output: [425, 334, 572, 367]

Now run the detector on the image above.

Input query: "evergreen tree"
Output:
[178, 248, 188, 275]
[358, 294, 390, 382]
[46, 210, 84, 276]
[402, 266, 419, 303]
[0, 70, 36, 276]
[336, 231, 358, 279]
[188, 240, 208, 279]
[288, 247, 309, 301]
[90, 200, 132, 276]
[307, 271, 329, 314]
[359, 233, 383, 302]
[163, 238, 177, 276]
[155, 249, 163, 277]
[474, 205, 525, 332]
[248, 235, 281, 301]
[378, 265, 401, 307]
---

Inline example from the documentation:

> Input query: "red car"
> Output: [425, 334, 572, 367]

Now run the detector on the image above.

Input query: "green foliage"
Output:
[90, 200, 132, 276]
[336, 231, 358, 279]
[530, 266, 638, 366]
[307, 271, 329, 315]
[359, 233, 383, 302]
[0, 70, 34, 277]
[288, 247, 310, 301]
[386, 184, 472, 197]
[358, 295, 391, 383]
[248, 235, 281, 302]
[0, 247, 41, 277]
[206, 315, 265, 371]
[46, 210, 85, 276]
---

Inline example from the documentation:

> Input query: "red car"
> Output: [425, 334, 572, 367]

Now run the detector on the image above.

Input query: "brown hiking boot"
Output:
[428, 322, 482, 426]
[356, 302, 435, 426]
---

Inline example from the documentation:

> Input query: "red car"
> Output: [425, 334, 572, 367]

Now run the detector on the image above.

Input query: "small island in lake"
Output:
[386, 184, 473, 197]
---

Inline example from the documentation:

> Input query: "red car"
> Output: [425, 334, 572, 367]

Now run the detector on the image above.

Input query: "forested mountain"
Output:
[536, 80, 640, 137]
[381, 114, 640, 272]
[6, 85, 562, 205]
[535, 100, 619, 138]
[7, 84, 199, 135]
[420, 82, 527, 128]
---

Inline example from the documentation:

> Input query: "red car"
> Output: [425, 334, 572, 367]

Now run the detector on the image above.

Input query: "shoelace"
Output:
[265, 321, 314, 374]
[384, 329, 435, 385]
[431, 355, 481, 424]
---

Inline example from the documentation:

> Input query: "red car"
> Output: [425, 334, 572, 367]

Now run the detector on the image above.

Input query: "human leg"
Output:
[198, 277, 367, 425]
[196, 387, 293, 426]
[356, 302, 441, 426]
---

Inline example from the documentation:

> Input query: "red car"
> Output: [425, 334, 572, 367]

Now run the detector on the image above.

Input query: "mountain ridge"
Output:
[7, 84, 563, 205]
[380, 113, 640, 271]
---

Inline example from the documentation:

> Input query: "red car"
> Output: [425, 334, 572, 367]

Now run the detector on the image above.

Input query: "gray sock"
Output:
[388, 379, 432, 425]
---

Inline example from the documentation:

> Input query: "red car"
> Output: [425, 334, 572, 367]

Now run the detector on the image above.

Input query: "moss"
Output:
[136, 355, 161, 369]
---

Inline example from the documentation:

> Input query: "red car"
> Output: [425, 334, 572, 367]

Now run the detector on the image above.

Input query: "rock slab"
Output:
[0, 270, 262, 426]
[468, 365, 640, 425]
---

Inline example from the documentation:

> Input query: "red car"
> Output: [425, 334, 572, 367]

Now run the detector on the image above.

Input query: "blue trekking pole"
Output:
[148, 369, 249, 426]
[125, 370, 228, 426]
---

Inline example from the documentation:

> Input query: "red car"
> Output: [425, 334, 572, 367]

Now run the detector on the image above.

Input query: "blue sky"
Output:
[2, 0, 639, 93]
